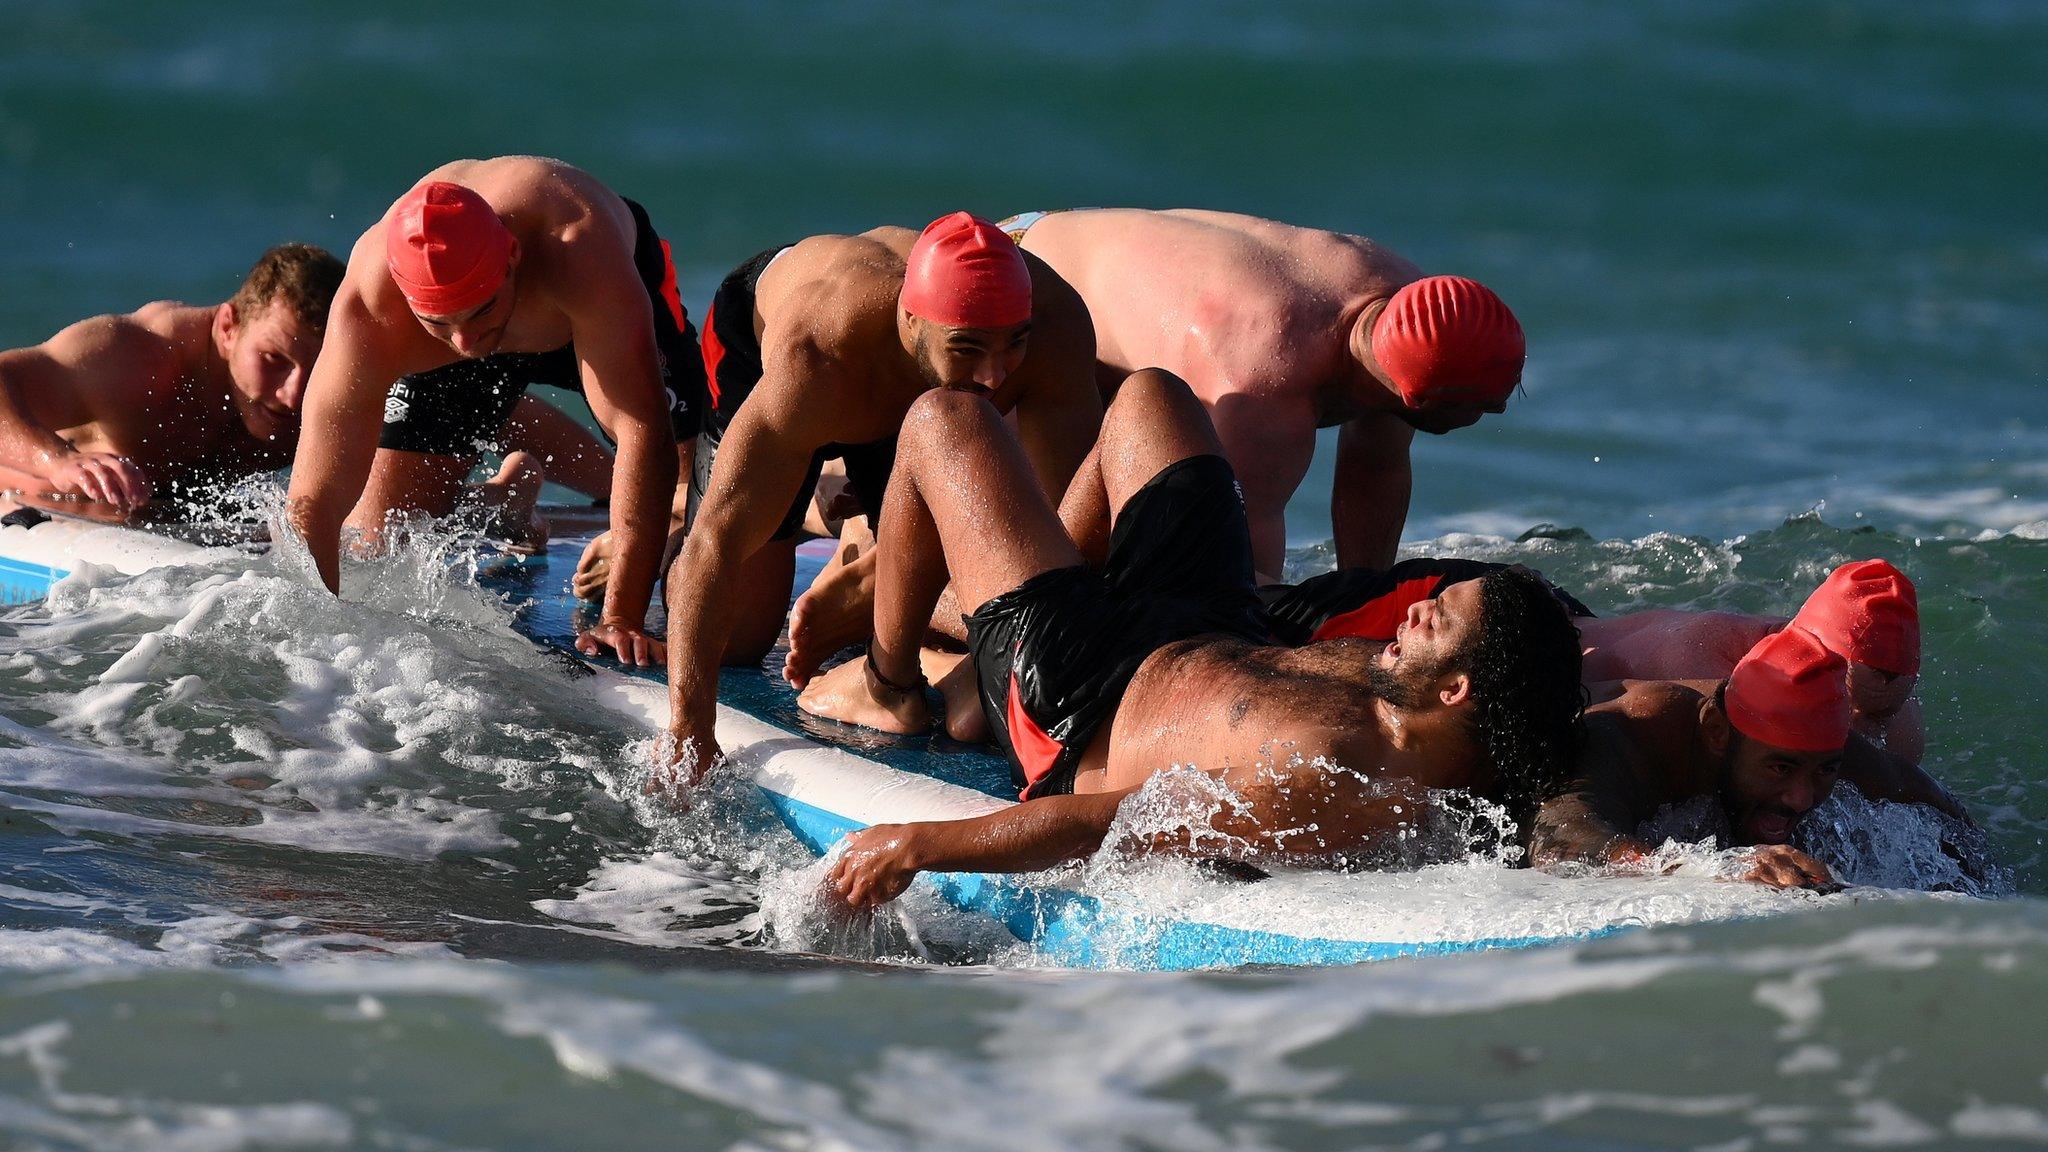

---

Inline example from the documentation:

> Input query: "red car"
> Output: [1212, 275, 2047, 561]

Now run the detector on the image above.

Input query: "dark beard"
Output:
[1365, 658, 1432, 710]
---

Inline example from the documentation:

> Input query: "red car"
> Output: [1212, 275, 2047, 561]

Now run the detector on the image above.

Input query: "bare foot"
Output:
[785, 531, 877, 688]
[798, 655, 932, 735]
[480, 451, 549, 553]
[922, 649, 988, 743]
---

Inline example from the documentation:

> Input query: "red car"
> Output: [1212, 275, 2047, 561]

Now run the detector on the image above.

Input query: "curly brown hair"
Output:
[229, 243, 344, 334]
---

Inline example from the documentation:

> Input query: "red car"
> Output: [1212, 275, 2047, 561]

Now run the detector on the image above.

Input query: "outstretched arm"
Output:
[664, 342, 838, 777]
[1529, 775, 1654, 869]
[1529, 721, 1657, 869]
[1331, 413, 1414, 571]
[568, 246, 679, 667]
[829, 790, 1130, 909]
[828, 755, 1441, 909]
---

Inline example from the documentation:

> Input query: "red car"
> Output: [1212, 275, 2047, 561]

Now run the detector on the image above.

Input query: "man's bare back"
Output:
[1579, 610, 1779, 683]
[1016, 208, 1521, 575]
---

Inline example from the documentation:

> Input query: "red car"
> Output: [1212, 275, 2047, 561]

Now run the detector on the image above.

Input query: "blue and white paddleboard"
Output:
[1, 500, 1643, 970]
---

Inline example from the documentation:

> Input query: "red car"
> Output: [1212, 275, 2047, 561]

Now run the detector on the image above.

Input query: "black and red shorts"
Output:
[966, 453, 1269, 799]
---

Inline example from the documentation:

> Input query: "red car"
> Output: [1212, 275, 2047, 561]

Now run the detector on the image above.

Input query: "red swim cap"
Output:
[901, 212, 1032, 329]
[1792, 559, 1921, 676]
[1724, 626, 1851, 753]
[384, 181, 514, 316]
[1370, 276, 1525, 407]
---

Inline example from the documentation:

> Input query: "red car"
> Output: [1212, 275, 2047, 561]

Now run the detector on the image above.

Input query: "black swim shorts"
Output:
[378, 198, 706, 458]
[966, 453, 1269, 799]
[687, 245, 896, 542]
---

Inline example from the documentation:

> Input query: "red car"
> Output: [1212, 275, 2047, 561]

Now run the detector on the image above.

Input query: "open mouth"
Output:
[1749, 811, 1793, 843]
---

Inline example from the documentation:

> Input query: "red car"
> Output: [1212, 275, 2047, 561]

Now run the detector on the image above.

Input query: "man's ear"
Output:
[1699, 692, 1731, 757]
[505, 236, 522, 272]
[1437, 671, 1472, 709]
[212, 301, 238, 350]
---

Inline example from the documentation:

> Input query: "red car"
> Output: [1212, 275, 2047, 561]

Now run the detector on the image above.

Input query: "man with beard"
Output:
[662, 212, 1100, 775]
[0, 244, 341, 508]
[789, 370, 1584, 909]
[1529, 625, 1967, 890]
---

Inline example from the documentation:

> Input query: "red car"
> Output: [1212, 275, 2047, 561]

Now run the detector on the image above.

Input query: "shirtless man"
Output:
[0, 244, 341, 508]
[663, 213, 1101, 771]
[1529, 626, 1966, 891]
[791, 371, 1585, 909]
[1004, 209, 1526, 577]
[1577, 560, 1924, 760]
[1262, 555, 1924, 761]
[286, 157, 702, 665]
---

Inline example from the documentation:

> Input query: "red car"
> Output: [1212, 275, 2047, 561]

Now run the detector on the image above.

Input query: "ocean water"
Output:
[3, 1, 2046, 1148]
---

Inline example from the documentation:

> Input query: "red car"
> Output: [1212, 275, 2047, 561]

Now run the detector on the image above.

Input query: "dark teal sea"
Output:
[1, 3, 2044, 1148]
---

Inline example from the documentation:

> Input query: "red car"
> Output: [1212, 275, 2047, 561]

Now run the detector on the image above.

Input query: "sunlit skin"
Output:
[661, 225, 1102, 779]
[1529, 678, 1966, 891]
[1014, 208, 1516, 577]
[787, 374, 1520, 910]
[0, 296, 321, 511]
[284, 156, 682, 669]
[216, 302, 321, 444]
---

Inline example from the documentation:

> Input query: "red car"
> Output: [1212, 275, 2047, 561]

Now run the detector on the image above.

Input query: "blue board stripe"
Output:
[0, 555, 62, 604]
[758, 790, 1604, 970]
[7, 542, 1606, 969]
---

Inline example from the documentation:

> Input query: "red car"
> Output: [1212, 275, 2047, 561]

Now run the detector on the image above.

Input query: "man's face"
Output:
[412, 272, 515, 361]
[1847, 661, 1916, 720]
[908, 315, 1031, 397]
[223, 302, 321, 441]
[1719, 731, 1844, 846]
[1370, 579, 1485, 708]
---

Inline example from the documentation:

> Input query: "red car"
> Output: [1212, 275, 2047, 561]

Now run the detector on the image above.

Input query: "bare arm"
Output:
[829, 755, 1441, 909]
[1213, 398, 1315, 581]
[1529, 723, 1656, 869]
[1332, 413, 1414, 571]
[1529, 775, 1654, 869]
[567, 250, 680, 664]
[0, 320, 162, 507]
[664, 342, 840, 771]
[829, 790, 1131, 908]
[285, 289, 403, 592]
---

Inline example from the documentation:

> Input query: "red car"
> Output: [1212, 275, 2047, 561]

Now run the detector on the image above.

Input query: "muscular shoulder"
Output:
[1582, 680, 1706, 779]
[763, 234, 904, 343]
[38, 310, 186, 387]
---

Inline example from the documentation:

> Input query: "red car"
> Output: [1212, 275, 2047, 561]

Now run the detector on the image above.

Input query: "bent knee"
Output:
[1106, 368, 1201, 421]
[900, 387, 1002, 449]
